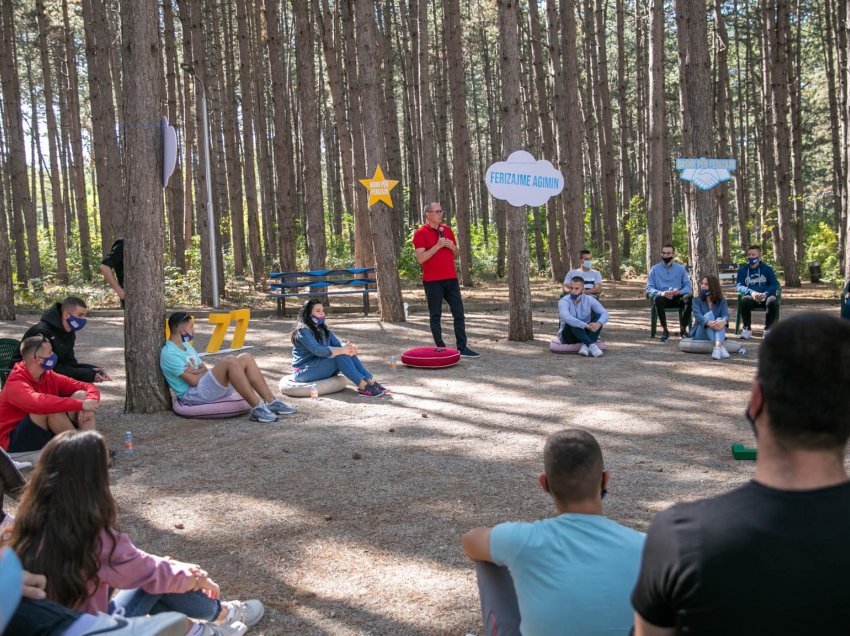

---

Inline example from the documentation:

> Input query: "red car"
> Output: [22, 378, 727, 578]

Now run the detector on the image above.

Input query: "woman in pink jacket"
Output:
[10, 431, 263, 636]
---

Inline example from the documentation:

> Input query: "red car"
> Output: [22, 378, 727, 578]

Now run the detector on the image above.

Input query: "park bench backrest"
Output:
[267, 268, 377, 317]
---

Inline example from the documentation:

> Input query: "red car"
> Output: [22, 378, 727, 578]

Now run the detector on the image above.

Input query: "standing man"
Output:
[631, 313, 850, 635]
[646, 244, 693, 341]
[736, 244, 780, 338]
[99, 238, 124, 308]
[564, 249, 603, 297]
[0, 336, 100, 459]
[412, 202, 479, 357]
[11, 297, 110, 383]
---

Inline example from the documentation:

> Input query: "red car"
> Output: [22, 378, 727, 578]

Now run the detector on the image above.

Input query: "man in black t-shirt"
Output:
[99, 238, 124, 308]
[632, 313, 850, 636]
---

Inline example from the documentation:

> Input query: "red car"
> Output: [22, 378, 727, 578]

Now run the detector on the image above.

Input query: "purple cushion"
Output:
[172, 393, 251, 419]
[549, 338, 607, 354]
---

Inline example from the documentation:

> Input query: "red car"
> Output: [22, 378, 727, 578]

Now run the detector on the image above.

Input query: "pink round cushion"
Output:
[400, 346, 461, 368]
[172, 393, 251, 419]
[549, 338, 607, 354]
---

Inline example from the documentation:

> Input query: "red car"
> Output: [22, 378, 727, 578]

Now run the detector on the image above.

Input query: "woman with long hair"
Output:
[691, 274, 731, 360]
[10, 430, 263, 635]
[290, 299, 387, 397]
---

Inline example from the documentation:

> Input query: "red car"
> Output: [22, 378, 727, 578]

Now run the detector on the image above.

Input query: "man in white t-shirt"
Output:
[564, 249, 602, 297]
[461, 430, 645, 636]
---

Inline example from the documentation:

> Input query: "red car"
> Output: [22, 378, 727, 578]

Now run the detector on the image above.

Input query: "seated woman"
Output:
[691, 274, 730, 360]
[290, 300, 387, 397]
[10, 430, 262, 636]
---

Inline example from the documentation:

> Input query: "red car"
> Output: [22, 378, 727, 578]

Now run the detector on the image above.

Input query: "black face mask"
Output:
[744, 395, 764, 438]
[662, 256, 674, 264]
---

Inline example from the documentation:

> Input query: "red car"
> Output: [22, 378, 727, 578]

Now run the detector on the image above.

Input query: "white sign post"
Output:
[484, 150, 565, 206]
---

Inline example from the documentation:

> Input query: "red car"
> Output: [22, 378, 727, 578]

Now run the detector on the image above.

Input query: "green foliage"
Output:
[624, 195, 647, 273]
[804, 221, 840, 283]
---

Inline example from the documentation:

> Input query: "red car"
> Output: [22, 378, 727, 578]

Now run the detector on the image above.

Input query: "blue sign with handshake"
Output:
[676, 158, 737, 191]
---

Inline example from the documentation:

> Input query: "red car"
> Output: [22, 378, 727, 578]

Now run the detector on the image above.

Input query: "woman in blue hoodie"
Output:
[691, 275, 731, 360]
[290, 299, 387, 397]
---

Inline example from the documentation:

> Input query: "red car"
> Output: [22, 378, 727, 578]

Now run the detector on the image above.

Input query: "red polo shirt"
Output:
[412, 223, 458, 282]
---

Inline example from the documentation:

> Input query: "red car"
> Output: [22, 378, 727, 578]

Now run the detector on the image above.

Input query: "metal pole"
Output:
[200, 89, 219, 308]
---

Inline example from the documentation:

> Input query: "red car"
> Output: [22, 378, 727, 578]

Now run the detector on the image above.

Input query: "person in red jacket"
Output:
[0, 336, 99, 457]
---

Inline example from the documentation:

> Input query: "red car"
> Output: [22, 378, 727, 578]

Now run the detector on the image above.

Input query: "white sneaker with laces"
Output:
[578, 344, 590, 357]
[589, 343, 603, 357]
[219, 600, 265, 628]
[741, 328, 752, 339]
[719, 345, 730, 359]
[712, 346, 722, 360]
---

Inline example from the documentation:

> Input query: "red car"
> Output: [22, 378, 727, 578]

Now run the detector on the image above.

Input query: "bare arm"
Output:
[461, 527, 493, 562]
[100, 264, 125, 300]
[584, 283, 602, 295]
[633, 613, 675, 636]
[415, 241, 447, 265]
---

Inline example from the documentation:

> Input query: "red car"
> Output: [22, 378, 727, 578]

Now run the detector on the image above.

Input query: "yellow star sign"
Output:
[359, 165, 399, 208]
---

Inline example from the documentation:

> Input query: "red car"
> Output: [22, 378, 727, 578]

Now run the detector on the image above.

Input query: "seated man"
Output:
[11, 296, 110, 383]
[736, 244, 780, 338]
[0, 336, 99, 460]
[160, 312, 296, 423]
[462, 429, 645, 636]
[564, 248, 602, 297]
[558, 277, 609, 357]
[646, 243, 692, 341]
[632, 313, 850, 636]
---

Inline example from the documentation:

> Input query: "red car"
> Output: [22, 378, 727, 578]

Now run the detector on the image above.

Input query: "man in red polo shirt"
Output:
[412, 202, 479, 357]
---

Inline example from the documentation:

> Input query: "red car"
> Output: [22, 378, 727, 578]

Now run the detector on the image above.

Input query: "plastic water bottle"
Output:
[123, 431, 136, 458]
[309, 384, 319, 398]
[388, 355, 398, 370]
[403, 303, 409, 319]
[738, 347, 747, 357]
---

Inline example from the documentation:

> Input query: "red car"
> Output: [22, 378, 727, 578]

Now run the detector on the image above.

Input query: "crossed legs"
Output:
[28, 391, 95, 435]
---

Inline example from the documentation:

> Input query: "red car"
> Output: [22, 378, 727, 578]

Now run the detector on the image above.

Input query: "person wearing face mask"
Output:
[690, 275, 731, 360]
[289, 299, 387, 397]
[736, 245, 780, 339]
[646, 243, 693, 341]
[557, 277, 609, 357]
[160, 312, 295, 423]
[631, 314, 850, 636]
[461, 430, 646, 636]
[0, 336, 99, 460]
[11, 297, 109, 383]
[564, 249, 603, 297]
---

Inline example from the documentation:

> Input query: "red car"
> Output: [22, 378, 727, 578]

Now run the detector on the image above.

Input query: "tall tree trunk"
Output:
[647, 0, 666, 272]
[499, 0, 533, 341]
[676, 0, 718, 277]
[120, 0, 169, 412]
[162, 0, 186, 271]
[615, 0, 631, 259]
[714, 0, 731, 262]
[36, 0, 69, 283]
[1, 2, 41, 281]
[415, 0, 438, 203]
[443, 0, 474, 287]
[352, 0, 404, 321]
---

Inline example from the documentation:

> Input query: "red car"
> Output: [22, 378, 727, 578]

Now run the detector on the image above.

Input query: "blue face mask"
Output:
[748, 257, 760, 267]
[569, 292, 581, 300]
[700, 289, 709, 299]
[40, 353, 58, 370]
[67, 316, 87, 332]
[582, 260, 592, 268]
[181, 332, 193, 343]
[312, 316, 325, 325]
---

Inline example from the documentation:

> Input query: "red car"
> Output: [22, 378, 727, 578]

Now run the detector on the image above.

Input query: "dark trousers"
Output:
[6, 599, 79, 636]
[654, 294, 693, 331]
[740, 295, 778, 329]
[423, 278, 467, 350]
[560, 312, 603, 345]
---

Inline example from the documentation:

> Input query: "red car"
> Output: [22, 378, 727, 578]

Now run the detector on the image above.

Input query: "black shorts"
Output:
[7, 415, 54, 453]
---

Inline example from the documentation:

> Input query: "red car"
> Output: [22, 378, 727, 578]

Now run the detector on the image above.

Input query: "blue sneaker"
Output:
[266, 399, 297, 415]
[249, 404, 278, 423]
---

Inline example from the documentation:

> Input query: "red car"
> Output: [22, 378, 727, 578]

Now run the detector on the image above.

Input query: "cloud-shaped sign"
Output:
[679, 168, 732, 191]
[485, 150, 564, 206]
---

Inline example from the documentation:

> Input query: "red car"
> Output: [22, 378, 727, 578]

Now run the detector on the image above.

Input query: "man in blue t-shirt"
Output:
[461, 430, 645, 636]
[736, 244, 780, 338]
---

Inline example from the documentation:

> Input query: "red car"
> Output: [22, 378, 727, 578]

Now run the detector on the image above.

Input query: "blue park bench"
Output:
[267, 268, 377, 317]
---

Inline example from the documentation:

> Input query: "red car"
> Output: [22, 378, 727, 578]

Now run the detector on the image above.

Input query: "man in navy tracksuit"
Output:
[736, 245, 780, 338]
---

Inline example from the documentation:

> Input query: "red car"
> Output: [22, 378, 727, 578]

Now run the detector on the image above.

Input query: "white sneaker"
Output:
[712, 346, 722, 360]
[589, 343, 603, 357]
[219, 600, 265, 628]
[578, 344, 590, 357]
[719, 346, 730, 359]
[741, 328, 752, 339]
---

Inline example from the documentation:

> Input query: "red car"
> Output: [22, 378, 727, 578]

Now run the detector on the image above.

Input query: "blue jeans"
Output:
[110, 589, 220, 621]
[560, 312, 603, 345]
[693, 312, 726, 342]
[294, 355, 372, 386]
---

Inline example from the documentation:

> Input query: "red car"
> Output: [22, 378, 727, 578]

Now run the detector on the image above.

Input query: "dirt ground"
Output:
[1, 286, 844, 635]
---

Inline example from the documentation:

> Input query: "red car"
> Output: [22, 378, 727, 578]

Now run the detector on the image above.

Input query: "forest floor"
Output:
[1, 281, 845, 635]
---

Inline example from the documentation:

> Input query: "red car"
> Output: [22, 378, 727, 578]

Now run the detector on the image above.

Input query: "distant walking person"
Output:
[99, 238, 124, 308]
[412, 202, 479, 357]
